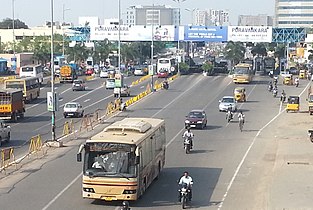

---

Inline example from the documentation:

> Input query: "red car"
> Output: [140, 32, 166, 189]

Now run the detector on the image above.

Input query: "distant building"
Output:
[209, 9, 230, 26]
[192, 9, 230, 26]
[275, 0, 313, 28]
[193, 10, 210, 26]
[238, 14, 273, 26]
[125, 5, 180, 26]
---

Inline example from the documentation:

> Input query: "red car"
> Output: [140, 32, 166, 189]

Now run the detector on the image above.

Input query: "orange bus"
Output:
[77, 118, 166, 201]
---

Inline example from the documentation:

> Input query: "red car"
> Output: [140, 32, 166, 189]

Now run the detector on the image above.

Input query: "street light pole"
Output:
[50, 0, 56, 141]
[118, 0, 121, 98]
[12, 0, 16, 74]
[151, 1, 155, 92]
[62, 4, 70, 56]
[173, 0, 186, 74]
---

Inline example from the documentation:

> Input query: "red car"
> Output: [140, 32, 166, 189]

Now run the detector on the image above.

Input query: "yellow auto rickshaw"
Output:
[286, 96, 300, 112]
[299, 70, 306, 79]
[234, 87, 246, 102]
[283, 74, 293, 85]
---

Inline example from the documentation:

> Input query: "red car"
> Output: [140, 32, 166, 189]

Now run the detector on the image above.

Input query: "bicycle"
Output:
[239, 118, 244, 132]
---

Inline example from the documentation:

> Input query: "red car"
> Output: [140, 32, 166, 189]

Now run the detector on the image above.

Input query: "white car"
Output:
[219, 96, 237, 112]
[134, 68, 145, 76]
[63, 102, 84, 118]
[100, 70, 109, 78]
[113, 86, 130, 97]
[106, 78, 115, 89]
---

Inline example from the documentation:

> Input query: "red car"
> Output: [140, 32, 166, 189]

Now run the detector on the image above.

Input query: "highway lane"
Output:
[4, 74, 157, 157]
[0, 74, 308, 209]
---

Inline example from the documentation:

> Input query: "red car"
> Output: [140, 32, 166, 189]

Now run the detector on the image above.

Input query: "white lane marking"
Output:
[59, 98, 63, 101]
[41, 173, 82, 210]
[12, 86, 104, 127]
[60, 88, 71, 95]
[217, 80, 311, 210]
[140, 86, 144, 89]
[34, 94, 113, 131]
[152, 75, 210, 117]
[83, 99, 90, 103]
[39, 75, 225, 209]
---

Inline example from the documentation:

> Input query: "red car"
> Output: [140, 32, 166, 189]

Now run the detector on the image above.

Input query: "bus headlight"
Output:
[123, 190, 136, 194]
[83, 188, 95, 193]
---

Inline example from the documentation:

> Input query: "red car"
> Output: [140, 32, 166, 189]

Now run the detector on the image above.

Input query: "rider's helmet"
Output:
[122, 201, 130, 208]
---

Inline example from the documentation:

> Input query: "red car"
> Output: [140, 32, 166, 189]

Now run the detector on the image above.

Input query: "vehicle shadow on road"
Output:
[204, 125, 222, 130]
[132, 167, 222, 208]
[15, 116, 52, 123]
[190, 149, 215, 154]
[26, 98, 46, 104]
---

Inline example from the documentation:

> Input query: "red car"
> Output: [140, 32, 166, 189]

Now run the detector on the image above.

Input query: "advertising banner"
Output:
[228, 26, 272, 43]
[183, 26, 227, 42]
[90, 25, 176, 41]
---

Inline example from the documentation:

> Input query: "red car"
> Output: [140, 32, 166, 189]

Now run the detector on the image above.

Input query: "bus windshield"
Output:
[84, 142, 137, 178]
[5, 81, 23, 89]
[234, 68, 249, 75]
[159, 59, 170, 64]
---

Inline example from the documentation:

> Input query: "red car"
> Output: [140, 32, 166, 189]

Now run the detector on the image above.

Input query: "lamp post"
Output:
[12, 0, 16, 74]
[62, 4, 70, 56]
[173, 0, 186, 74]
[118, 0, 121, 98]
[150, 1, 155, 91]
[185, 8, 197, 26]
[50, 0, 56, 141]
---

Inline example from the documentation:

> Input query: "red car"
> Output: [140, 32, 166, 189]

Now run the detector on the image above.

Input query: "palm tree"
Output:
[225, 41, 245, 66]
[251, 43, 267, 56]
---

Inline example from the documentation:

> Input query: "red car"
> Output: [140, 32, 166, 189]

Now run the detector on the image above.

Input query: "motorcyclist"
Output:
[280, 90, 286, 102]
[226, 106, 233, 121]
[295, 77, 299, 87]
[178, 171, 193, 201]
[162, 79, 169, 89]
[120, 201, 131, 210]
[268, 81, 273, 91]
[273, 76, 278, 86]
[238, 111, 245, 124]
[183, 127, 194, 149]
[119, 98, 127, 111]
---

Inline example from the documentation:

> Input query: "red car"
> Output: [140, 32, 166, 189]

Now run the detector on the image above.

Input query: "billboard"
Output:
[90, 25, 176, 41]
[228, 26, 272, 43]
[183, 26, 227, 42]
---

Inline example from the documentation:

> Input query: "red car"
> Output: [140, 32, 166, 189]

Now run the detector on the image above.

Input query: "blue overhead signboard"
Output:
[183, 26, 227, 42]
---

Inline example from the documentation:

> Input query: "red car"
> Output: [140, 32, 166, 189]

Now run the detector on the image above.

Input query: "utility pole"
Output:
[62, 4, 70, 56]
[50, 0, 56, 141]
[151, 1, 155, 91]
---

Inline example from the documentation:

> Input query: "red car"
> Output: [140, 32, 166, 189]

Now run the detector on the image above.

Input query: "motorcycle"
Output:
[184, 137, 192, 154]
[226, 111, 233, 123]
[178, 183, 190, 209]
[308, 129, 313, 143]
[268, 84, 273, 92]
[162, 81, 169, 90]
[273, 89, 278, 98]
[120, 102, 127, 111]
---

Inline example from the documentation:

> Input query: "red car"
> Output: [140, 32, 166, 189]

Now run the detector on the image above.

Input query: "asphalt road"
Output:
[3, 74, 158, 158]
[0, 74, 310, 210]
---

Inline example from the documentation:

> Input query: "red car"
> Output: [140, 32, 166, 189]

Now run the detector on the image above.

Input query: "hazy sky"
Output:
[0, 0, 275, 27]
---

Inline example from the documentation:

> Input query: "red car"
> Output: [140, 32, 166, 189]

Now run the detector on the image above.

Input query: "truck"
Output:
[59, 65, 78, 83]
[0, 89, 25, 121]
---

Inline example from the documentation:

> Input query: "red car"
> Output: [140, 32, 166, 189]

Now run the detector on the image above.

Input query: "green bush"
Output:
[201, 62, 214, 75]
[179, 62, 190, 74]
